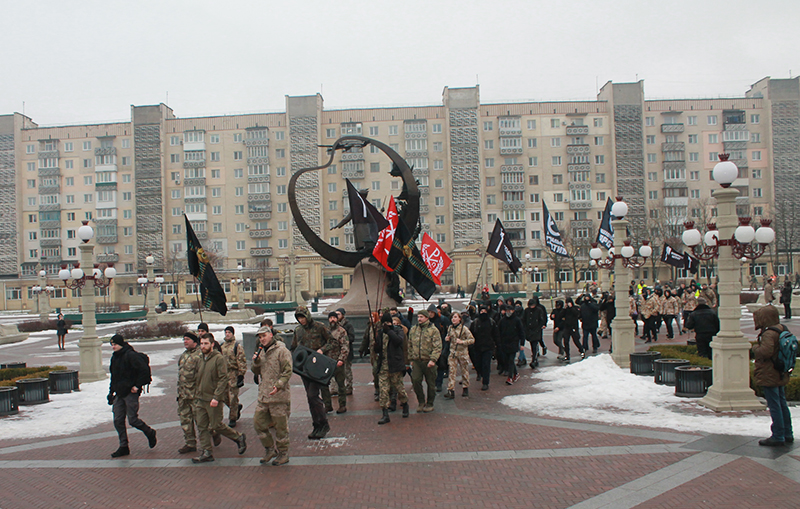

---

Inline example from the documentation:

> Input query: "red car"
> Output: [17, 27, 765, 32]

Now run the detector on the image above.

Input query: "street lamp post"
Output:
[524, 253, 534, 302]
[590, 198, 652, 368]
[681, 154, 775, 411]
[231, 264, 244, 309]
[32, 266, 55, 323]
[137, 255, 164, 328]
[58, 221, 116, 383]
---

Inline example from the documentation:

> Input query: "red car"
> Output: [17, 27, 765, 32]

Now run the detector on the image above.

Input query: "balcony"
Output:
[569, 200, 592, 210]
[249, 211, 271, 220]
[571, 219, 593, 229]
[40, 239, 61, 248]
[40, 220, 60, 230]
[184, 197, 206, 204]
[502, 201, 525, 210]
[247, 193, 271, 203]
[38, 167, 60, 177]
[510, 239, 527, 248]
[95, 182, 117, 191]
[566, 125, 589, 136]
[96, 253, 119, 263]
[249, 228, 272, 238]
[499, 146, 523, 156]
[504, 221, 526, 229]
[661, 142, 685, 152]
[183, 160, 206, 169]
[731, 158, 748, 169]
[248, 174, 270, 184]
[249, 203, 272, 213]
[404, 150, 428, 159]
[38, 203, 61, 212]
[244, 138, 269, 147]
[341, 169, 364, 179]
[95, 147, 117, 157]
[568, 163, 591, 172]
[184, 177, 206, 187]
[250, 247, 273, 257]
[500, 164, 524, 173]
[96, 234, 118, 244]
[39, 185, 60, 195]
[95, 164, 118, 172]
[38, 149, 60, 159]
[499, 126, 523, 136]
[724, 122, 748, 131]
[664, 197, 689, 207]
[566, 144, 590, 155]
[419, 185, 429, 195]
[412, 168, 429, 177]
[501, 183, 524, 192]
[723, 141, 748, 151]
[419, 204, 429, 214]
[183, 141, 205, 152]
[661, 124, 684, 133]
[247, 156, 270, 165]
[341, 152, 364, 161]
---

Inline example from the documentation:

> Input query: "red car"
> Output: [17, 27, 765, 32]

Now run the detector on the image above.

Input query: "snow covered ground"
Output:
[502, 354, 796, 437]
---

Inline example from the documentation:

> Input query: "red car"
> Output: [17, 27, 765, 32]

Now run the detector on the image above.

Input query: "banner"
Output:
[345, 179, 389, 230]
[487, 219, 522, 273]
[543, 202, 568, 257]
[386, 218, 437, 300]
[372, 196, 398, 271]
[596, 197, 614, 250]
[661, 243, 686, 268]
[420, 232, 453, 285]
[185, 215, 227, 316]
[683, 252, 700, 274]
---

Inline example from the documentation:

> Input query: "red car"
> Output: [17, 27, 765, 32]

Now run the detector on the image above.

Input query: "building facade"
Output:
[0, 77, 796, 311]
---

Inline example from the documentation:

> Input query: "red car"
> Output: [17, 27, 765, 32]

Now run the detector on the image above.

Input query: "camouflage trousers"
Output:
[253, 401, 290, 454]
[224, 377, 241, 421]
[321, 365, 347, 409]
[447, 350, 471, 391]
[599, 311, 609, 337]
[328, 360, 354, 395]
[193, 399, 242, 453]
[378, 370, 408, 409]
[177, 397, 196, 447]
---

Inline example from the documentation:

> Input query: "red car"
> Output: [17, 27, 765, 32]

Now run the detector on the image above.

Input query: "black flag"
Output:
[543, 202, 568, 257]
[386, 218, 437, 301]
[345, 179, 389, 229]
[487, 219, 522, 273]
[596, 198, 614, 250]
[661, 243, 686, 268]
[683, 252, 700, 274]
[185, 215, 228, 315]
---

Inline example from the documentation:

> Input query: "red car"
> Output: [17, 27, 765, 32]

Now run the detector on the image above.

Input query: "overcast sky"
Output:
[2, 0, 798, 126]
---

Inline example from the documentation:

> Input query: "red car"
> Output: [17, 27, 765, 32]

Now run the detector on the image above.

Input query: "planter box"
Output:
[654, 358, 690, 386]
[630, 352, 662, 376]
[1, 362, 26, 369]
[16, 377, 50, 405]
[49, 370, 80, 394]
[0, 386, 19, 415]
[675, 366, 713, 397]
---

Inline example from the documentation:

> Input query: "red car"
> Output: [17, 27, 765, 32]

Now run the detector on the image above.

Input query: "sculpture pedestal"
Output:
[329, 260, 401, 338]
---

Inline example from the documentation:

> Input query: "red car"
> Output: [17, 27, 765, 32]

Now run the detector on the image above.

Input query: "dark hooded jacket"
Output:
[562, 299, 581, 331]
[374, 324, 407, 374]
[599, 294, 616, 324]
[470, 309, 499, 353]
[497, 309, 525, 354]
[109, 342, 147, 397]
[291, 305, 332, 352]
[752, 305, 789, 387]
[685, 304, 720, 336]
[578, 295, 600, 329]
[522, 297, 548, 341]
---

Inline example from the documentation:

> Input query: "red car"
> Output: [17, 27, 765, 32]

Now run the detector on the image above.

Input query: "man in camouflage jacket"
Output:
[291, 305, 333, 440]
[252, 326, 293, 466]
[177, 331, 202, 454]
[221, 326, 247, 427]
[407, 311, 442, 412]
[322, 312, 349, 414]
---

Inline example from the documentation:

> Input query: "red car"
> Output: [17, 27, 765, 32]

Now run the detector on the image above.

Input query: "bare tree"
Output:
[646, 202, 687, 283]
[769, 199, 800, 279]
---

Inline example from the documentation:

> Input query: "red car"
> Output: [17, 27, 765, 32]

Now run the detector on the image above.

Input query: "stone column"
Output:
[611, 218, 634, 368]
[79, 242, 105, 383]
[37, 268, 50, 323]
[146, 262, 158, 328]
[699, 188, 764, 411]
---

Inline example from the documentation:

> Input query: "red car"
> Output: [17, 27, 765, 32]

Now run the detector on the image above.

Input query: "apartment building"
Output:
[0, 77, 796, 311]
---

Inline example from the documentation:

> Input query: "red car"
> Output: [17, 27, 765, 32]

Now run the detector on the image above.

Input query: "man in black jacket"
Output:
[522, 297, 548, 368]
[561, 297, 585, 362]
[470, 304, 499, 391]
[577, 294, 601, 354]
[497, 305, 525, 385]
[374, 312, 409, 424]
[108, 334, 157, 458]
[685, 297, 720, 359]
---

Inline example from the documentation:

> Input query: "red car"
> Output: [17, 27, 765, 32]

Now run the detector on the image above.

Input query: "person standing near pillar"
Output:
[780, 281, 792, 320]
[685, 297, 719, 359]
[252, 325, 293, 466]
[290, 305, 333, 440]
[177, 331, 202, 454]
[56, 313, 67, 351]
[221, 326, 247, 427]
[764, 277, 776, 306]
[640, 289, 661, 343]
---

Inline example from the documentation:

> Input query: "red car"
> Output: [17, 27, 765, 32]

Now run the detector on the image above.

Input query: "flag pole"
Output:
[193, 276, 203, 323]
[360, 260, 376, 334]
[469, 252, 489, 303]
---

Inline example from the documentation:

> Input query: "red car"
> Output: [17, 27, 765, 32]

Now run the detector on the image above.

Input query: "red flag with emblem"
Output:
[372, 196, 398, 271]
[420, 232, 452, 285]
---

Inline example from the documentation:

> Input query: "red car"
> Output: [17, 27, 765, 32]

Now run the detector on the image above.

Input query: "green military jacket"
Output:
[407, 320, 443, 362]
[195, 349, 229, 403]
[252, 338, 293, 405]
[221, 338, 247, 378]
[177, 346, 202, 400]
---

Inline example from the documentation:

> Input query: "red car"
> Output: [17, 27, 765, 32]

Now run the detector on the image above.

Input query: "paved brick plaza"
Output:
[1, 321, 799, 508]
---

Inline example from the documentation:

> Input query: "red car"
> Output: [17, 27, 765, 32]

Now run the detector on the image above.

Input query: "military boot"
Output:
[402, 402, 409, 418]
[444, 390, 455, 399]
[272, 450, 289, 466]
[388, 399, 397, 412]
[236, 434, 247, 455]
[192, 450, 214, 463]
[462, 388, 469, 398]
[110, 446, 129, 458]
[177, 444, 197, 454]
[378, 408, 390, 425]
[260, 448, 278, 465]
[212, 433, 221, 447]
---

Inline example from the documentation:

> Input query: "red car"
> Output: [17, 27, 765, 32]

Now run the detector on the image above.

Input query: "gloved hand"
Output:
[236, 375, 245, 388]
[253, 373, 260, 385]
[107, 393, 114, 405]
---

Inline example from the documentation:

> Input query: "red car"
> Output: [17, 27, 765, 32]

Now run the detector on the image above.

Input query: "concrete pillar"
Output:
[37, 268, 51, 323]
[699, 188, 764, 411]
[145, 261, 158, 328]
[79, 242, 106, 383]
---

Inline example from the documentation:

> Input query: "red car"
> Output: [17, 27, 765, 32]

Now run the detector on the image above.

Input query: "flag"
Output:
[487, 219, 522, 273]
[372, 196, 398, 271]
[543, 202, 568, 257]
[185, 215, 227, 316]
[683, 252, 700, 274]
[596, 198, 614, 250]
[420, 232, 453, 285]
[661, 243, 686, 268]
[386, 219, 437, 300]
[345, 179, 389, 230]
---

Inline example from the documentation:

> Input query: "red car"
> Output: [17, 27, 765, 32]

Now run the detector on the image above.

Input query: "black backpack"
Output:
[131, 349, 152, 391]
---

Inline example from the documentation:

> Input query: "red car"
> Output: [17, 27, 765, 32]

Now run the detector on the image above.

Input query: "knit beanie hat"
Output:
[110, 334, 125, 346]
[224, 326, 235, 334]
[198, 322, 209, 332]
[183, 331, 199, 344]
[328, 311, 339, 319]
[381, 312, 393, 324]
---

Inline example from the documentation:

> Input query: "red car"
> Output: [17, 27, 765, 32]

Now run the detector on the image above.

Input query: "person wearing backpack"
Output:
[107, 334, 157, 458]
[752, 305, 794, 447]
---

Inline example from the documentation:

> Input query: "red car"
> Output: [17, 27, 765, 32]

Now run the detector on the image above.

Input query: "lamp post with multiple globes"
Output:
[31, 265, 55, 323]
[138, 255, 165, 328]
[58, 221, 116, 382]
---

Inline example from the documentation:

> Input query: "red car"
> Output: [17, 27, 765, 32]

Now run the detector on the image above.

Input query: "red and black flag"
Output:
[185, 215, 227, 316]
[386, 219, 437, 301]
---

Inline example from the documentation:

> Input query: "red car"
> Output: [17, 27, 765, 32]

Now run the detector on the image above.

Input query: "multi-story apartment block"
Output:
[0, 77, 796, 311]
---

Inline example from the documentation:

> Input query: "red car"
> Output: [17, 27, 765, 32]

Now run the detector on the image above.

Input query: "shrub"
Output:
[17, 318, 73, 333]
[0, 365, 67, 386]
[113, 321, 189, 340]
[740, 293, 759, 305]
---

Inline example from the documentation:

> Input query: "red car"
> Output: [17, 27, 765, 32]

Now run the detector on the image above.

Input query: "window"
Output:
[593, 118, 603, 127]
[689, 171, 699, 181]
[235, 240, 245, 251]
[436, 233, 446, 243]
[750, 114, 760, 124]
[688, 152, 699, 162]
[648, 191, 658, 200]
[525, 138, 537, 149]
[212, 205, 222, 215]
[752, 132, 761, 143]
[553, 193, 563, 203]
[595, 173, 606, 183]
[123, 227, 133, 236]
[486, 194, 496, 205]
[431, 141, 443, 152]
[527, 156, 538, 167]
[753, 188, 762, 198]
[326, 128, 336, 138]
[278, 239, 288, 249]
[685, 134, 697, 145]
[484, 140, 494, 150]
[235, 205, 244, 214]
[690, 189, 700, 199]
[595, 155, 605, 165]
[550, 138, 561, 147]
[594, 136, 603, 146]
[484, 176, 495, 187]
[432, 123, 442, 133]
[646, 173, 657, 183]
[83, 141, 92, 151]
[709, 152, 719, 162]
[596, 192, 606, 202]
[277, 203, 287, 213]
[277, 221, 288, 231]
[83, 159, 92, 169]
[552, 174, 563, 185]
[388, 125, 398, 136]
[646, 135, 655, 145]
[435, 196, 445, 206]
[434, 179, 443, 189]
[645, 117, 655, 126]
[551, 156, 562, 166]
[647, 153, 657, 163]
[233, 168, 243, 178]
[84, 194, 93, 203]
[524, 119, 536, 130]
[707, 115, 718, 125]
[708, 133, 718, 144]
[484, 158, 494, 168]
[435, 215, 445, 225]
[752, 150, 762, 161]
[751, 168, 762, 179]
[550, 119, 560, 128]
[275, 149, 285, 158]
[753, 206, 764, 216]
[483, 121, 493, 131]
[212, 222, 222, 233]
[328, 200, 337, 211]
